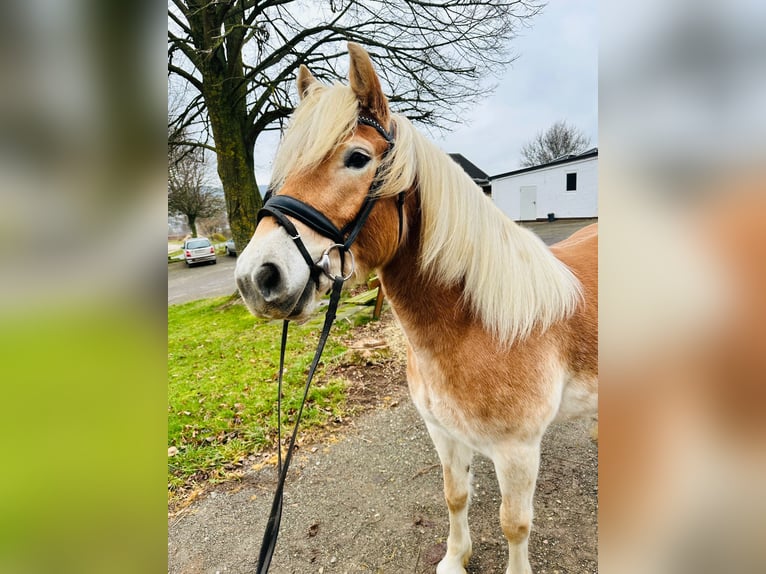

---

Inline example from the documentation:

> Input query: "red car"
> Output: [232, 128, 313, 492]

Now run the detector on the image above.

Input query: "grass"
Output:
[168, 296, 369, 500]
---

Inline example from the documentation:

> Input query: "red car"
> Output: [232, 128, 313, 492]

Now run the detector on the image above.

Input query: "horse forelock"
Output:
[271, 83, 360, 191]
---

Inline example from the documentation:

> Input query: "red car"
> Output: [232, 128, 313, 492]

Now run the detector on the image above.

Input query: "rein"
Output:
[254, 116, 399, 574]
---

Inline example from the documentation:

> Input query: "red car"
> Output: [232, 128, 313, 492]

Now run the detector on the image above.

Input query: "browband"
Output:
[357, 115, 394, 144]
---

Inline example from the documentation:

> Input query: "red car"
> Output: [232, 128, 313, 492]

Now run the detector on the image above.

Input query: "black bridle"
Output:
[256, 115, 403, 288]
[254, 116, 402, 574]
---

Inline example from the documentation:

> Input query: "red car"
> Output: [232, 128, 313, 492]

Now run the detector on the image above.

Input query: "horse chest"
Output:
[405, 341, 561, 448]
[406, 346, 472, 430]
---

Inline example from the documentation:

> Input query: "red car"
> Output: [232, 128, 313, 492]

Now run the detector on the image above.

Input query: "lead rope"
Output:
[256, 277, 345, 574]
[255, 115, 399, 573]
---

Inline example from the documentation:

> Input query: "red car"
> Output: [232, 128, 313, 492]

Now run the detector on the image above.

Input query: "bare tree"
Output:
[168, 147, 226, 238]
[168, 0, 543, 252]
[520, 120, 591, 167]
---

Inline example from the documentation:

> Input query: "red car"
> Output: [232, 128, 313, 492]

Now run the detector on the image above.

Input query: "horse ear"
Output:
[297, 65, 319, 100]
[347, 43, 390, 125]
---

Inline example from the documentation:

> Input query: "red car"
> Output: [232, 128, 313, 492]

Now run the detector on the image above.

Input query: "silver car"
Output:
[183, 237, 217, 266]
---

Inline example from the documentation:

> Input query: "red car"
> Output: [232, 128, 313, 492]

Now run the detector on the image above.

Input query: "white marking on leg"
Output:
[493, 440, 541, 574]
[427, 423, 474, 574]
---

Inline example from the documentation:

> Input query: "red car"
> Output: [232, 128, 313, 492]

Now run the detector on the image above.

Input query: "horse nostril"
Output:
[255, 263, 282, 300]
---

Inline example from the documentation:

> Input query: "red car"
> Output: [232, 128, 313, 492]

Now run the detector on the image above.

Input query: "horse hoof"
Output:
[436, 558, 468, 574]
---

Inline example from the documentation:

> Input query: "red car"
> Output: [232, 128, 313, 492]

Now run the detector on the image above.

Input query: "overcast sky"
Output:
[248, 0, 597, 186]
[434, 0, 598, 177]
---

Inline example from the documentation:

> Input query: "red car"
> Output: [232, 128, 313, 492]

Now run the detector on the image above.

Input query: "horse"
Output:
[235, 43, 598, 574]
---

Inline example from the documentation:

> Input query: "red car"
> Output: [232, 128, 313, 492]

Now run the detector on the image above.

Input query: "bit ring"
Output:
[316, 244, 355, 281]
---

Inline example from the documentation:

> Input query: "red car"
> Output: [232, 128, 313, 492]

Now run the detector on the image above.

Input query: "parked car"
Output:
[183, 237, 217, 266]
[225, 238, 237, 256]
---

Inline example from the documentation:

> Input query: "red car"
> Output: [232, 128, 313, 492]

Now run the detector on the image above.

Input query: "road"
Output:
[167, 254, 239, 305]
[166, 219, 597, 305]
[520, 218, 597, 245]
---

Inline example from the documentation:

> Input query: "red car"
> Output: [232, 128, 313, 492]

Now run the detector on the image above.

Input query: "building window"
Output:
[566, 172, 577, 191]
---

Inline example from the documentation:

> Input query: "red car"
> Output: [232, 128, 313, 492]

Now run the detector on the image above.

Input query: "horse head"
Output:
[235, 43, 405, 322]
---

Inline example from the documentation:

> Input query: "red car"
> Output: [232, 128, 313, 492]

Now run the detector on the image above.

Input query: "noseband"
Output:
[256, 115, 404, 286]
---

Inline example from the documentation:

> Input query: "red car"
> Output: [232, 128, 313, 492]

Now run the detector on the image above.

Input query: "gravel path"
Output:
[168, 394, 597, 574]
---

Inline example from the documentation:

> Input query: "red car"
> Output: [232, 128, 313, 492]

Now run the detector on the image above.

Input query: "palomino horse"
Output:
[236, 43, 597, 574]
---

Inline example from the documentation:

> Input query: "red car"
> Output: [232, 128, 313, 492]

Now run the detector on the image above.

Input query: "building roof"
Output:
[491, 147, 598, 180]
[449, 153, 491, 186]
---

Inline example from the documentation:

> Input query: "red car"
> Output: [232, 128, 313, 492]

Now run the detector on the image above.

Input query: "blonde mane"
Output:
[272, 83, 582, 345]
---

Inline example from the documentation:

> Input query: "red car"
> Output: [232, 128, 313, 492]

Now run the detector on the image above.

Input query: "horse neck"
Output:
[377, 192, 472, 350]
[376, 183, 583, 353]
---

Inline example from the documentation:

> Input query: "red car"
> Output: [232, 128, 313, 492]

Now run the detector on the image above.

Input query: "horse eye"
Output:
[345, 151, 370, 169]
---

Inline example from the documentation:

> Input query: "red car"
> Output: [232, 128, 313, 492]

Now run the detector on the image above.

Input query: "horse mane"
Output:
[272, 83, 582, 345]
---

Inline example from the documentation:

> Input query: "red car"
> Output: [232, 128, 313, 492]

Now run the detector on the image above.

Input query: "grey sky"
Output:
[434, 0, 598, 177]
[249, 0, 597, 186]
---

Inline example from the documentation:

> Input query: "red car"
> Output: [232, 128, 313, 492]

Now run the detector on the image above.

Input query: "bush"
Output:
[210, 233, 226, 243]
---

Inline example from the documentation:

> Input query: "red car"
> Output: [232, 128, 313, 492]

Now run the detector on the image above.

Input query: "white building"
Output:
[491, 148, 598, 221]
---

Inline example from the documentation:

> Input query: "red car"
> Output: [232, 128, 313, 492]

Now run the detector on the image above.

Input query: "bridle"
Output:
[256, 115, 404, 289]
[254, 115, 403, 574]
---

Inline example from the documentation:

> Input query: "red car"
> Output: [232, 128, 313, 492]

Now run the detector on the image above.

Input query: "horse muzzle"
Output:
[235, 225, 320, 321]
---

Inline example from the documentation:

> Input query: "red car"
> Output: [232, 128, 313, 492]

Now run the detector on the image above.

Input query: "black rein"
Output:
[254, 116, 400, 574]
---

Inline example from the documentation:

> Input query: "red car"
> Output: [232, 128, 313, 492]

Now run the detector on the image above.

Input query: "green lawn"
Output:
[168, 296, 363, 497]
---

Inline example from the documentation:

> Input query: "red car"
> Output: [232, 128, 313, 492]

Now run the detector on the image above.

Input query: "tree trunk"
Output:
[208, 105, 260, 254]
[187, 215, 198, 238]
[194, 4, 262, 256]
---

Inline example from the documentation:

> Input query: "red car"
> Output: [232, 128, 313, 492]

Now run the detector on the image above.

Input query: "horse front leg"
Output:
[493, 439, 542, 574]
[426, 422, 474, 574]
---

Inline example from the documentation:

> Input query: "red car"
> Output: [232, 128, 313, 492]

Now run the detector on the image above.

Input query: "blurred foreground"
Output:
[600, 1, 766, 572]
[0, 1, 166, 573]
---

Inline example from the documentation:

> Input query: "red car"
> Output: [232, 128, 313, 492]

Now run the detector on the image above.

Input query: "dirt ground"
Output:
[168, 219, 598, 574]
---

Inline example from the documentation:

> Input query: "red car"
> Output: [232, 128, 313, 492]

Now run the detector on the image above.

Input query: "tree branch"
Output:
[168, 63, 204, 92]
